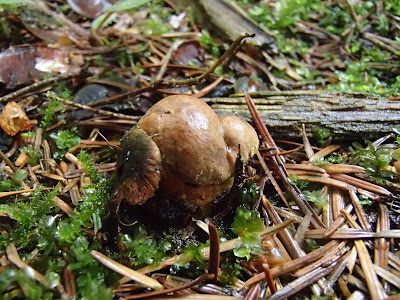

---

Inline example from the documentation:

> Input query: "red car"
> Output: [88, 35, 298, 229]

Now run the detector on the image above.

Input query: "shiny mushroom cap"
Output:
[138, 95, 234, 186]
[118, 95, 259, 211]
[219, 115, 259, 164]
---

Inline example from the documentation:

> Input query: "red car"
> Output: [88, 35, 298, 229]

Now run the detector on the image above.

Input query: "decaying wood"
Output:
[205, 91, 400, 141]
[174, 0, 274, 46]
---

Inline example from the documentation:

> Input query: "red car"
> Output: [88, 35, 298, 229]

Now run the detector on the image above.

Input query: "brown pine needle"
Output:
[354, 240, 387, 299]
[321, 163, 365, 174]
[0, 189, 36, 198]
[295, 175, 357, 191]
[91, 250, 164, 290]
[306, 228, 400, 239]
[330, 174, 391, 196]
[309, 145, 341, 163]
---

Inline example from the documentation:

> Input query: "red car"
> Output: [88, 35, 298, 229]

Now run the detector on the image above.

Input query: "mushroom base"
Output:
[159, 173, 234, 217]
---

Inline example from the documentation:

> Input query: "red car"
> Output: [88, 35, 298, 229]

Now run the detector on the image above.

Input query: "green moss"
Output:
[231, 207, 265, 260]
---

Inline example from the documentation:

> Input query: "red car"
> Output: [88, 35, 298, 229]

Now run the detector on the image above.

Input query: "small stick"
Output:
[44, 93, 139, 121]
[89, 33, 255, 108]
[0, 149, 17, 172]
[0, 72, 80, 103]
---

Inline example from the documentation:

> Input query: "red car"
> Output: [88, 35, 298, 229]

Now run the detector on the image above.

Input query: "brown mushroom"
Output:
[117, 127, 161, 205]
[117, 95, 259, 214]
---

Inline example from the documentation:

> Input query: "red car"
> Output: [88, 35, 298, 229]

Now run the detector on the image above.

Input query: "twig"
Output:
[244, 92, 325, 229]
[0, 72, 81, 103]
[155, 39, 183, 81]
[364, 32, 400, 55]
[0, 149, 17, 172]
[32, 0, 89, 38]
[43, 93, 139, 121]
[89, 33, 255, 108]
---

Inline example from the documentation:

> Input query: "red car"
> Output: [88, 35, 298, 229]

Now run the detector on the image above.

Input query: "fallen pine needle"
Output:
[91, 250, 164, 291]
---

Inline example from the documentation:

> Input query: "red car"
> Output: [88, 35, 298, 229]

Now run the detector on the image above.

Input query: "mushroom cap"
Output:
[219, 115, 259, 164]
[117, 128, 161, 205]
[138, 95, 234, 186]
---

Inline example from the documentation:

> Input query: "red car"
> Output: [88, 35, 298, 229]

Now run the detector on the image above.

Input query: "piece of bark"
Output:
[205, 91, 399, 141]
[175, 0, 275, 47]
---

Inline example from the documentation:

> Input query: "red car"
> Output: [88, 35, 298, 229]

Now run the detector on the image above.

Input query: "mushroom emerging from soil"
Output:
[116, 95, 259, 215]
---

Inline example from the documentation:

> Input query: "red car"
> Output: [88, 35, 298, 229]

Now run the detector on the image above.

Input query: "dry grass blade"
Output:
[45, 93, 139, 121]
[324, 204, 353, 236]
[331, 187, 345, 220]
[244, 282, 260, 300]
[322, 251, 352, 294]
[54, 196, 74, 215]
[374, 204, 390, 290]
[262, 196, 305, 259]
[263, 266, 277, 294]
[354, 240, 387, 299]
[0, 149, 17, 172]
[257, 151, 290, 207]
[91, 250, 164, 290]
[6, 244, 47, 283]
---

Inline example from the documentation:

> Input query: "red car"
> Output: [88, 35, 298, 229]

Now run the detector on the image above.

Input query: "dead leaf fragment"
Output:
[173, 40, 204, 66]
[0, 102, 32, 136]
[68, 0, 111, 19]
[0, 46, 80, 89]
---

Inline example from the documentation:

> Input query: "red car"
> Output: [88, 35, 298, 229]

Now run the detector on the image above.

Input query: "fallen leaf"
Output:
[0, 102, 33, 136]
[0, 46, 80, 88]
[172, 40, 204, 66]
[68, 0, 111, 19]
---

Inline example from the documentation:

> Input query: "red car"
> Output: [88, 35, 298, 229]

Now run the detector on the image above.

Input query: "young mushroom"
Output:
[116, 95, 259, 216]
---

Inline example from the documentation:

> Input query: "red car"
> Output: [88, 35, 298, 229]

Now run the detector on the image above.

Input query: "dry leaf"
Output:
[0, 46, 80, 89]
[0, 102, 33, 136]
[68, 0, 111, 19]
[172, 40, 205, 66]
